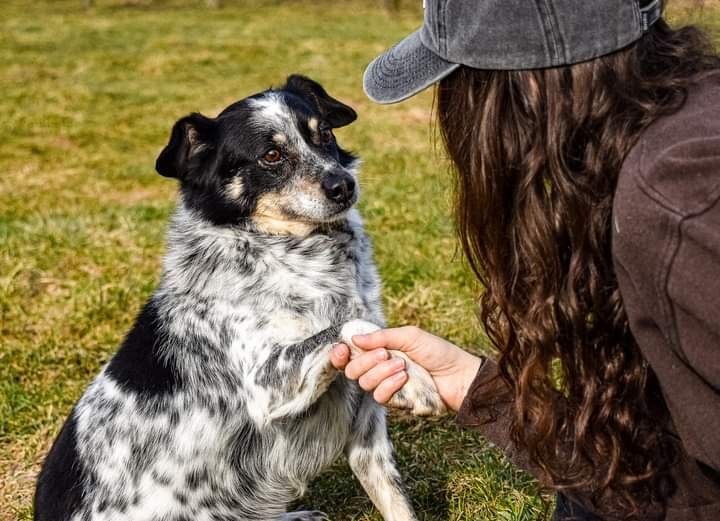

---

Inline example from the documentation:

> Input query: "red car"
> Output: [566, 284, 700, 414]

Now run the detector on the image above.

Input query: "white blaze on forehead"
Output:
[248, 93, 292, 127]
[248, 93, 305, 147]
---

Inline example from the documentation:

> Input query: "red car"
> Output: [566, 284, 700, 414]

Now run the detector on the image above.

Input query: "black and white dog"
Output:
[34, 75, 445, 521]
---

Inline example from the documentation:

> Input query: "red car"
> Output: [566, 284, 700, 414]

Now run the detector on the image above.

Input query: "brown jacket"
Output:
[456, 72, 720, 520]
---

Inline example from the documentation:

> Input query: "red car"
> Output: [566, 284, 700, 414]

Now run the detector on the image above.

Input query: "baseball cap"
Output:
[363, 0, 663, 104]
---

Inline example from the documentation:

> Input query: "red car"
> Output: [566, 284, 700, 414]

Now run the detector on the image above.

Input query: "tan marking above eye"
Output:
[262, 149, 282, 163]
[308, 118, 319, 132]
[226, 177, 244, 199]
[273, 133, 287, 144]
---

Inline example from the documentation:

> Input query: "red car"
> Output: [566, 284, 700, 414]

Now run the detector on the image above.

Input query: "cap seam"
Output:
[543, 0, 569, 65]
[533, 0, 561, 66]
[631, 0, 642, 35]
[437, 0, 447, 57]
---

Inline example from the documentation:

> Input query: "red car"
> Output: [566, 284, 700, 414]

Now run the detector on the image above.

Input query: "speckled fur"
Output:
[35, 76, 418, 521]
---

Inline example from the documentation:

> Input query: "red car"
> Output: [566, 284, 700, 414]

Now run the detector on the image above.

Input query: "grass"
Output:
[1, 1, 717, 519]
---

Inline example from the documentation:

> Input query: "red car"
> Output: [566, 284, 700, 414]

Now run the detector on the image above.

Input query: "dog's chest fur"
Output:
[66, 206, 383, 521]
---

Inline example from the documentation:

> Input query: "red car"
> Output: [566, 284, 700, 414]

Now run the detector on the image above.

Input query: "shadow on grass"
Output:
[301, 414, 552, 521]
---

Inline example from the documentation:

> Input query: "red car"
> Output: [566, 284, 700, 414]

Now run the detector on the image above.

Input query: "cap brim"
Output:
[363, 29, 460, 104]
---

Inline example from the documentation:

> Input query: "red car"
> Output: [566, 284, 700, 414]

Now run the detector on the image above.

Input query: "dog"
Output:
[34, 75, 445, 521]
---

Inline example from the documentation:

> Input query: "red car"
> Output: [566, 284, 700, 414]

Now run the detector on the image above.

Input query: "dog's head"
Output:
[156, 75, 359, 236]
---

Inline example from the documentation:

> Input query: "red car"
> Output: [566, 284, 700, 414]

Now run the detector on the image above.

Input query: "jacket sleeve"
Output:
[455, 357, 537, 475]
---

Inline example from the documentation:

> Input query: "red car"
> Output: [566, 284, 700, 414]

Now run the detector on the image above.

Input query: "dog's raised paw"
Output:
[387, 364, 447, 416]
[280, 510, 329, 521]
[339, 319, 381, 347]
[339, 319, 447, 416]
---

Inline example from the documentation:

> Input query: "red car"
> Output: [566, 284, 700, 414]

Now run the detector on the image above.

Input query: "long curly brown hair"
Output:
[437, 19, 719, 515]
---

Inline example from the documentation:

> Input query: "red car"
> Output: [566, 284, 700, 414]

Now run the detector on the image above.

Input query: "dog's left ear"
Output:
[284, 75, 357, 128]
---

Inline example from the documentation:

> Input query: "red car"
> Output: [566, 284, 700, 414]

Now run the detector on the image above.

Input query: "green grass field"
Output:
[1, 1, 718, 519]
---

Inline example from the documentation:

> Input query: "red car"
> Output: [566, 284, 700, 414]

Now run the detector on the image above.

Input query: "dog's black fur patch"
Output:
[105, 300, 180, 397]
[35, 413, 87, 521]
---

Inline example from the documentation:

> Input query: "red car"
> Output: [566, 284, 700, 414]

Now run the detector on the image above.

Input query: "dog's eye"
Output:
[320, 128, 334, 145]
[262, 149, 282, 163]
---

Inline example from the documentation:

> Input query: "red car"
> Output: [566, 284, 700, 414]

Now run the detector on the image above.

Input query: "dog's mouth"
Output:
[251, 189, 357, 236]
[281, 195, 357, 224]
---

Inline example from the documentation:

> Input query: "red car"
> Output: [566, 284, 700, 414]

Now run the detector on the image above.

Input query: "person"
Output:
[329, 0, 720, 519]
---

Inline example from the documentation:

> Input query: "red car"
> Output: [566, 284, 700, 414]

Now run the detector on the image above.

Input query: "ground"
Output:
[1, 1, 718, 520]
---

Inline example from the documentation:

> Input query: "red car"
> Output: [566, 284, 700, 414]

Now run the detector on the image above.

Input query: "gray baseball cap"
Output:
[364, 0, 663, 104]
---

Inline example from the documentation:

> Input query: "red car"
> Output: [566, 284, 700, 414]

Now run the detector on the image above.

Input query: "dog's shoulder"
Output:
[105, 298, 180, 397]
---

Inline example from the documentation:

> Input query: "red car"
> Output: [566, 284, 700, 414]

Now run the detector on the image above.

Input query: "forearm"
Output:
[254, 326, 341, 421]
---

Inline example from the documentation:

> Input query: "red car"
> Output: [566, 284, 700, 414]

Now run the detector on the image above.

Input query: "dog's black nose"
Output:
[321, 174, 356, 203]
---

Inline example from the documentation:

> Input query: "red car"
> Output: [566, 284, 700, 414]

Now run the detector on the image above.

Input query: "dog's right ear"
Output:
[156, 113, 217, 179]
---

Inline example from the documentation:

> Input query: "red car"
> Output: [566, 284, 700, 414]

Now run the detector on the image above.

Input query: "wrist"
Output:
[445, 353, 483, 412]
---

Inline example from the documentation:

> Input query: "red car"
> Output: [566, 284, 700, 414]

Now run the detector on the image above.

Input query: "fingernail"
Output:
[392, 370, 407, 381]
[390, 358, 405, 370]
[375, 349, 389, 361]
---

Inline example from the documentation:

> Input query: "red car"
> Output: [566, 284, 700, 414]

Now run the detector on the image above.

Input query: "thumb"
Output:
[351, 326, 422, 353]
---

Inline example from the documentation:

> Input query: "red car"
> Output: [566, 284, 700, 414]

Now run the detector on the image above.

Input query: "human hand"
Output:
[331, 322, 483, 412]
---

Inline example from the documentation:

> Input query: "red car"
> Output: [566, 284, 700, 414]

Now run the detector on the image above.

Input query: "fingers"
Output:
[351, 325, 422, 353]
[343, 349, 389, 380]
[357, 357, 405, 392]
[330, 343, 350, 370]
[373, 370, 408, 404]
[333, 341, 409, 407]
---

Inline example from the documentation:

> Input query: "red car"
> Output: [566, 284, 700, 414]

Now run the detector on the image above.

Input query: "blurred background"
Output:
[1, 1, 717, 519]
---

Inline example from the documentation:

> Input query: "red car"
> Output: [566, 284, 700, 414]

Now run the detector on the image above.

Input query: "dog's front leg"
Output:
[253, 326, 340, 422]
[345, 395, 418, 521]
